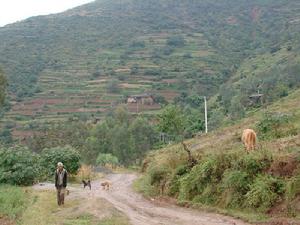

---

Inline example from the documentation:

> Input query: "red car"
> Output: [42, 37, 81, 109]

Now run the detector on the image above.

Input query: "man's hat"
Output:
[57, 162, 63, 167]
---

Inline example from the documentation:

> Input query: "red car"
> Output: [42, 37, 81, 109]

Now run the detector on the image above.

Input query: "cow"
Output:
[242, 129, 257, 152]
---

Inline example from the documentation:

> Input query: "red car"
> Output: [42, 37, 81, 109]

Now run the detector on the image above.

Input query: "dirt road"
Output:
[35, 173, 250, 225]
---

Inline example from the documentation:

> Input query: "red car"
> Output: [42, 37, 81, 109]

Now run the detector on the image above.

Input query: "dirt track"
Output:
[35, 173, 251, 225]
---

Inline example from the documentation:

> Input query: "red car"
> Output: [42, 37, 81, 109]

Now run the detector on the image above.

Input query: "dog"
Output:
[82, 180, 91, 190]
[100, 181, 111, 190]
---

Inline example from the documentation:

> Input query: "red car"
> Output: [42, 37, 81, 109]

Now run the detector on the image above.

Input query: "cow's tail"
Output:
[250, 131, 256, 150]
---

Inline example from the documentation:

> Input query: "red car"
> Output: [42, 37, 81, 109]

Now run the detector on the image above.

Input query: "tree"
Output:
[208, 108, 226, 130]
[153, 94, 168, 105]
[113, 105, 130, 125]
[40, 146, 81, 177]
[84, 122, 111, 164]
[167, 36, 185, 47]
[158, 105, 197, 167]
[106, 79, 120, 93]
[96, 153, 119, 167]
[229, 95, 245, 120]
[129, 117, 157, 160]
[92, 65, 102, 78]
[158, 105, 186, 140]
[130, 64, 139, 75]
[111, 124, 133, 165]
[0, 146, 41, 185]
[0, 67, 7, 107]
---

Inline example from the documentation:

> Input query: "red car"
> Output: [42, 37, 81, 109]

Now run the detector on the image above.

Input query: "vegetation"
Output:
[256, 112, 297, 140]
[39, 146, 81, 177]
[19, 190, 130, 225]
[1, 0, 300, 138]
[0, 145, 80, 186]
[85, 107, 158, 165]
[0, 185, 30, 219]
[96, 153, 119, 168]
[0, 67, 6, 107]
[0, 0, 300, 222]
[0, 146, 41, 185]
[137, 90, 300, 221]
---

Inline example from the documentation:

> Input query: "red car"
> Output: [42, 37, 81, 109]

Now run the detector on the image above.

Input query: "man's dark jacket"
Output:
[55, 169, 68, 188]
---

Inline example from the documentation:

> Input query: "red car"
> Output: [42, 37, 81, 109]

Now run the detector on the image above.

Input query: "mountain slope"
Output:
[1, 0, 300, 97]
[137, 88, 300, 222]
[0, 0, 300, 133]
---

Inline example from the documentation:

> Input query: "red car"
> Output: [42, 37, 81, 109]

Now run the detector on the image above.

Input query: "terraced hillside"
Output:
[1, 0, 300, 139]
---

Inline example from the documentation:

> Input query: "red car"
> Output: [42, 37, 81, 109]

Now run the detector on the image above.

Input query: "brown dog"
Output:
[101, 181, 111, 190]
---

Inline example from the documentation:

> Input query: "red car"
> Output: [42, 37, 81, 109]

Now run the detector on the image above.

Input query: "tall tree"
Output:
[0, 67, 7, 107]
[158, 105, 198, 167]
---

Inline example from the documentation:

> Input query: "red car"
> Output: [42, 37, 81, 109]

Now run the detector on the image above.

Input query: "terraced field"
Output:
[2, 29, 215, 140]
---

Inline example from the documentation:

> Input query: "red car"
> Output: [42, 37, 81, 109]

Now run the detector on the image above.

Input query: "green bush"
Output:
[0, 146, 41, 186]
[166, 35, 185, 47]
[168, 164, 190, 196]
[148, 165, 171, 186]
[96, 153, 119, 167]
[257, 112, 297, 140]
[178, 154, 231, 201]
[40, 145, 81, 178]
[245, 174, 284, 211]
[0, 185, 29, 219]
[222, 170, 250, 194]
[142, 148, 300, 214]
[233, 150, 272, 175]
[192, 184, 219, 205]
[285, 174, 300, 201]
[219, 170, 251, 208]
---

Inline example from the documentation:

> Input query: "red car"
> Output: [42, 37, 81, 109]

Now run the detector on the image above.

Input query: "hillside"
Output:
[1, 0, 300, 137]
[137, 88, 300, 223]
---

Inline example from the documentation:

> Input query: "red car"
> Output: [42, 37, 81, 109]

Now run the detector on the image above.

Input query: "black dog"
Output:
[82, 180, 91, 190]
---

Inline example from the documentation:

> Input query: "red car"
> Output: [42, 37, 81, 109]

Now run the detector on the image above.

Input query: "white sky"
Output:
[0, 0, 95, 27]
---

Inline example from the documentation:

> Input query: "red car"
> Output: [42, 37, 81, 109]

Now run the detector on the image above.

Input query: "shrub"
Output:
[77, 164, 94, 181]
[178, 154, 231, 201]
[245, 174, 284, 211]
[166, 35, 185, 47]
[106, 79, 120, 93]
[233, 150, 272, 175]
[192, 184, 219, 205]
[144, 68, 161, 76]
[148, 165, 171, 186]
[40, 146, 81, 178]
[0, 185, 29, 219]
[285, 174, 300, 201]
[257, 112, 297, 140]
[96, 153, 119, 167]
[168, 164, 190, 196]
[219, 170, 250, 208]
[222, 170, 250, 194]
[0, 146, 41, 186]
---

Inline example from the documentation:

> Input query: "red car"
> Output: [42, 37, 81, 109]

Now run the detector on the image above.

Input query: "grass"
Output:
[133, 175, 158, 198]
[138, 89, 300, 223]
[18, 189, 131, 225]
[0, 183, 131, 225]
[0, 185, 30, 220]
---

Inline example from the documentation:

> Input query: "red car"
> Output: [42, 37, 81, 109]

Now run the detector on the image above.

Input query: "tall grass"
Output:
[0, 185, 29, 219]
[140, 148, 300, 216]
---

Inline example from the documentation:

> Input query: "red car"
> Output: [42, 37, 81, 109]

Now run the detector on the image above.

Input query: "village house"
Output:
[127, 93, 154, 105]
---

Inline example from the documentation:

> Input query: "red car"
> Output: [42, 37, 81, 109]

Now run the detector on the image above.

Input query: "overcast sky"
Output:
[0, 0, 94, 27]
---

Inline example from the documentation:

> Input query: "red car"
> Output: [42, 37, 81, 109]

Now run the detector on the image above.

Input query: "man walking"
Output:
[55, 162, 67, 206]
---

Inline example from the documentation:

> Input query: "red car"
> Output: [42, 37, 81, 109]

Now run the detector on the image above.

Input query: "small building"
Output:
[127, 93, 154, 105]
[249, 93, 264, 105]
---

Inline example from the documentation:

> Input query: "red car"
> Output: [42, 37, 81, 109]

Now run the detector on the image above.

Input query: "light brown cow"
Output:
[242, 129, 257, 152]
